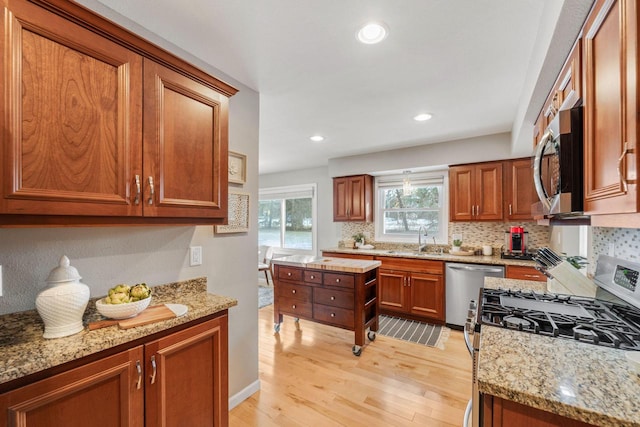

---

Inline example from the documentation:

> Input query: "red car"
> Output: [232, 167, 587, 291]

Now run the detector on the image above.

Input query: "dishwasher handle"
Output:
[447, 265, 504, 274]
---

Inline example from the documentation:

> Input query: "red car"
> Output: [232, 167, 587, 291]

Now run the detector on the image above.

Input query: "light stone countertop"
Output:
[479, 277, 640, 427]
[272, 255, 381, 273]
[321, 247, 538, 267]
[0, 277, 237, 387]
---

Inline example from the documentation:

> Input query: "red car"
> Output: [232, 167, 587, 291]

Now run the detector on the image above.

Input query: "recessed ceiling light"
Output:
[310, 135, 325, 142]
[357, 22, 388, 44]
[414, 113, 433, 122]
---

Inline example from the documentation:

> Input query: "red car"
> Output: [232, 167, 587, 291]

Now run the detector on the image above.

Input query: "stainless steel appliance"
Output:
[532, 105, 584, 217]
[464, 255, 640, 427]
[445, 263, 504, 328]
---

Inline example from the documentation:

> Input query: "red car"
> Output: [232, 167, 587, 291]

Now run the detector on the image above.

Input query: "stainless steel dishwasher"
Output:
[445, 263, 504, 328]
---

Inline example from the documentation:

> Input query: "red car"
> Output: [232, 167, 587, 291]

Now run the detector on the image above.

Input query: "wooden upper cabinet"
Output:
[0, 0, 236, 225]
[504, 158, 535, 221]
[450, 162, 503, 221]
[0, 0, 143, 216]
[143, 60, 228, 219]
[333, 175, 373, 222]
[583, 0, 638, 215]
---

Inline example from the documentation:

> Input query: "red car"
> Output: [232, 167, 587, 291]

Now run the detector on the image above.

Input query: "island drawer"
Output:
[323, 273, 354, 289]
[313, 304, 354, 329]
[278, 266, 303, 282]
[276, 282, 312, 302]
[313, 288, 354, 309]
[304, 270, 323, 284]
[278, 297, 312, 318]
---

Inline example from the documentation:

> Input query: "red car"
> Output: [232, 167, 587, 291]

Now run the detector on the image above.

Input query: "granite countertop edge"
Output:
[479, 277, 640, 427]
[0, 276, 237, 386]
[321, 247, 537, 267]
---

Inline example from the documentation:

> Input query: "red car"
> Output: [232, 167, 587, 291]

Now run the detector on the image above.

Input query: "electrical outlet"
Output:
[189, 246, 203, 266]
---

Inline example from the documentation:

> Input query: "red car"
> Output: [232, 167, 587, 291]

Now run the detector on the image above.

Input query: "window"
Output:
[258, 184, 316, 252]
[375, 172, 448, 243]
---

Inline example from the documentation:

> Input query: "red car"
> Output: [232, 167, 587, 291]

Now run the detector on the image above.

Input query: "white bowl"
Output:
[625, 351, 640, 376]
[95, 296, 151, 319]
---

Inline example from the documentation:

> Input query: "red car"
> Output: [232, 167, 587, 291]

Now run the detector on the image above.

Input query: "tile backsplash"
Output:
[590, 227, 640, 274]
[340, 221, 550, 253]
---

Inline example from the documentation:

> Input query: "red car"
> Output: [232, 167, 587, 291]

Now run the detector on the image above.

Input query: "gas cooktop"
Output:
[480, 288, 640, 350]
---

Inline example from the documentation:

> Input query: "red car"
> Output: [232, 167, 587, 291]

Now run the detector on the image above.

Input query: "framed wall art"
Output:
[228, 151, 247, 184]
[215, 191, 250, 234]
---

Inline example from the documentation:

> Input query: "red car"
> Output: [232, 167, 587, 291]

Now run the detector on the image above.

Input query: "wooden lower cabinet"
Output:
[377, 257, 445, 323]
[0, 315, 228, 427]
[505, 265, 547, 282]
[483, 395, 596, 427]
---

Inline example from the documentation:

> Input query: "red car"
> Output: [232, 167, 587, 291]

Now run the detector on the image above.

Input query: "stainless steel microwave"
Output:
[532, 105, 584, 216]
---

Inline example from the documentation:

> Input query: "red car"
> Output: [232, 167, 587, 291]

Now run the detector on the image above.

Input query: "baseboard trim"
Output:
[229, 379, 261, 410]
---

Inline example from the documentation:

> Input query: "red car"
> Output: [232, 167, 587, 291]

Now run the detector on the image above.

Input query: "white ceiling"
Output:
[80, 0, 589, 175]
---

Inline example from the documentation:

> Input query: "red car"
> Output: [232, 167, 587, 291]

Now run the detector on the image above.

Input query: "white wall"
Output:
[0, 2, 260, 406]
[259, 166, 338, 255]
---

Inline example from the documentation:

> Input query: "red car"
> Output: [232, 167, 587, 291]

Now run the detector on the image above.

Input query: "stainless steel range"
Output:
[462, 255, 640, 427]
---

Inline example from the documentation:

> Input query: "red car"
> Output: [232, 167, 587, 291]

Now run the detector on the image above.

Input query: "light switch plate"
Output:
[189, 246, 202, 266]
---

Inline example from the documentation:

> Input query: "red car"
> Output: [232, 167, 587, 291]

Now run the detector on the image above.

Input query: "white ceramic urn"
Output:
[35, 256, 90, 339]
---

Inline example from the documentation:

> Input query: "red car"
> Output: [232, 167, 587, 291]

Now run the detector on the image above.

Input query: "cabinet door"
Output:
[378, 269, 408, 313]
[0, 347, 144, 427]
[346, 175, 372, 221]
[333, 177, 350, 221]
[145, 316, 228, 427]
[449, 165, 474, 221]
[143, 59, 228, 218]
[504, 159, 535, 221]
[1, 0, 143, 216]
[583, 0, 637, 214]
[475, 162, 503, 220]
[505, 265, 546, 282]
[409, 272, 445, 322]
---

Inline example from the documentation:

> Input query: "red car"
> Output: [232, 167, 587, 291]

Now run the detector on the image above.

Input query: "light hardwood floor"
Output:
[229, 305, 472, 426]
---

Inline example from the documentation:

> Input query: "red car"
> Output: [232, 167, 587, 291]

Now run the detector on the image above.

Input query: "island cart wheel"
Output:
[352, 345, 362, 356]
[274, 323, 281, 333]
[368, 331, 376, 341]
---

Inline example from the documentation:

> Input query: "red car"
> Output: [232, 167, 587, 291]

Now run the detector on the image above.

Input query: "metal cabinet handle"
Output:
[472, 205, 475, 216]
[330, 313, 336, 317]
[287, 272, 292, 277]
[292, 304, 296, 309]
[617, 142, 630, 192]
[330, 296, 335, 301]
[509, 204, 512, 215]
[292, 289, 296, 294]
[335, 278, 341, 283]
[135, 360, 142, 390]
[147, 176, 155, 205]
[310, 275, 315, 279]
[150, 355, 157, 384]
[476, 205, 480, 215]
[133, 175, 141, 205]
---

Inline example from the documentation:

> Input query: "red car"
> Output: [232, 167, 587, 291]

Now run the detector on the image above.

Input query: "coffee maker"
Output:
[501, 226, 532, 259]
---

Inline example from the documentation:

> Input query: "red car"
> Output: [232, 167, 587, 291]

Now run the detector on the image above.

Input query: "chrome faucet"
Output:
[418, 226, 427, 252]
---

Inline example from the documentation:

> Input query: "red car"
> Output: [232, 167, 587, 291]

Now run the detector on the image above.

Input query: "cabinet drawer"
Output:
[304, 270, 323, 284]
[313, 304, 354, 328]
[323, 273, 354, 289]
[505, 265, 546, 282]
[278, 297, 313, 318]
[276, 282, 312, 302]
[278, 267, 303, 282]
[314, 288, 354, 309]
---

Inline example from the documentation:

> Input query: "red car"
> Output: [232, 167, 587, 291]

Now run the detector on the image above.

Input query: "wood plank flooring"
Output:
[229, 306, 472, 426]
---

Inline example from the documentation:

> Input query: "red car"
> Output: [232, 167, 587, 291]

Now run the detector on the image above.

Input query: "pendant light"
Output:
[402, 170, 412, 196]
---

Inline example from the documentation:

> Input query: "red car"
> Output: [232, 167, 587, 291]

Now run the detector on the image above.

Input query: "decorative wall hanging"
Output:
[215, 191, 250, 234]
[228, 151, 247, 184]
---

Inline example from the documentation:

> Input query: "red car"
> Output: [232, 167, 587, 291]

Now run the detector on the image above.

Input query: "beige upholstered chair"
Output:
[258, 246, 274, 285]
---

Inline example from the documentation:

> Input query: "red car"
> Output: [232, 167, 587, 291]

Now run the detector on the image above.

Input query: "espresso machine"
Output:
[501, 226, 533, 259]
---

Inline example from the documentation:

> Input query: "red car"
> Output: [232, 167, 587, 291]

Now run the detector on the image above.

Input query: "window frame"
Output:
[258, 183, 317, 254]
[374, 172, 449, 244]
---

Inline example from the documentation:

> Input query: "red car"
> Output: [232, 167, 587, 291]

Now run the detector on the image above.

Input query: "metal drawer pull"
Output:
[509, 204, 512, 215]
[292, 304, 296, 309]
[617, 142, 630, 192]
[292, 289, 296, 294]
[150, 355, 157, 384]
[148, 176, 155, 205]
[287, 272, 292, 276]
[310, 275, 315, 279]
[472, 205, 475, 216]
[133, 175, 141, 205]
[330, 296, 335, 300]
[335, 278, 341, 283]
[330, 313, 336, 317]
[135, 360, 142, 390]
